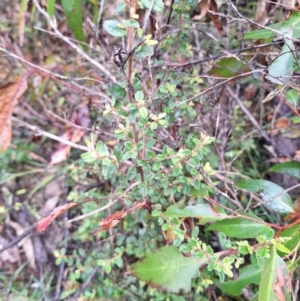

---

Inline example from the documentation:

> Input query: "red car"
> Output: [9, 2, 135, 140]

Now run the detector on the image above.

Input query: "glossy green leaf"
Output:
[266, 37, 294, 85]
[162, 204, 227, 224]
[209, 57, 250, 78]
[214, 264, 261, 296]
[132, 246, 207, 293]
[140, 0, 164, 12]
[47, 0, 55, 17]
[268, 162, 300, 179]
[135, 90, 144, 102]
[207, 218, 274, 239]
[244, 11, 300, 40]
[136, 45, 154, 59]
[139, 107, 148, 119]
[259, 247, 292, 301]
[61, 0, 86, 48]
[103, 20, 126, 37]
[236, 179, 294, 213]
[108, 83, 126, 100]
[122, 19, 140, 28]
[81, 152, 96, 163]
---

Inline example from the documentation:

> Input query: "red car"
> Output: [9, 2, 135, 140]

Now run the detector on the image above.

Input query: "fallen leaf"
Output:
[94, 211, 128, 234]
[8, 220, 36, 270]
[0, 75, 28, 152]
[275, 118, 290, 130]
[0, 237, 21, 266]
[47, 106, 90, 167]
[193, 0, 224, 35]
[126, 200, 147, 213]
[193, 0, 210, 20]
[37, 202, 78, 233]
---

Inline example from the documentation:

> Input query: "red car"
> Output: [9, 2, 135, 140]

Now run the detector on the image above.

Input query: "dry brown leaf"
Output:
[37, 202, 78, 233]
[0, 75, 28, 152]
[8, 220, 36, 270]
[193, 0, 210, 20]
[255, 0, 267, 25]
[0, 237, 21, 267]
[275, 118, 290, 130]
[126, 200, 147, 213]
[94, 211, 128, 234]
[193, 0, 224, 35]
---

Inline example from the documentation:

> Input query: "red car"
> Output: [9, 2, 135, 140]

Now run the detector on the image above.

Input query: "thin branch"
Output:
[69, 266, 99, 300]
[46, 110, 115, 138]
[67, 181, 141, 224]
[32, 0, 116, 82]
[12, 117, 89, 152]
[0, 46, 111, 101]
[177, 70, 262, 105]
[0, 226, 35, 254]
[226, 86, 300, 162]
[142, 0, 156, 35]
[54, 212, 69, 301]
[153, 41, 283, 68]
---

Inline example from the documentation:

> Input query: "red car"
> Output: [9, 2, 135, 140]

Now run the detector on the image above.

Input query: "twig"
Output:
[47, 110, 115, 138]
[68, 266, 99, 301]
[141, 0, 156, 35]
[226, 86, 300, 162]
[12, 117, 89, 152]
[0, 46, 111, 101]
[0, 226, 35, 254]
[153, 41, 283, 68]
[54, 211, 69, 301]
[163, 0, 175, 34]
[67, 181, 141, 224]
[32, 0, 116, 82]
[177, 70, 262, 105]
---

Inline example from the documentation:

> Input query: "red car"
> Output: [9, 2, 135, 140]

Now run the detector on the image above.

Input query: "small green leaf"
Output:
[96, 141, 109, 155]
[135, 90, 144, 101]
[122, 19, 140, 28]
[136, 45, 154, 59]
[285, 89, 300, 107]
[191, 226, 199, 239]
[140, 0, 164, 12]
[103, 20, 126, 37]
[108, 83, 127, 100]
[275, 243, 290, 254]
[81, 152, 96, 163]
[139, 107, 148, 119]
[105, 264, 112, 273]
[124, 141, 134, 151]
[278, 225, 300, 256]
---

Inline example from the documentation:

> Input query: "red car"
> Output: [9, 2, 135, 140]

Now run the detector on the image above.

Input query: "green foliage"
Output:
[61, 0, 86, 48]
[133, 246, 206, 293]
[3, 1, 300, 300]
